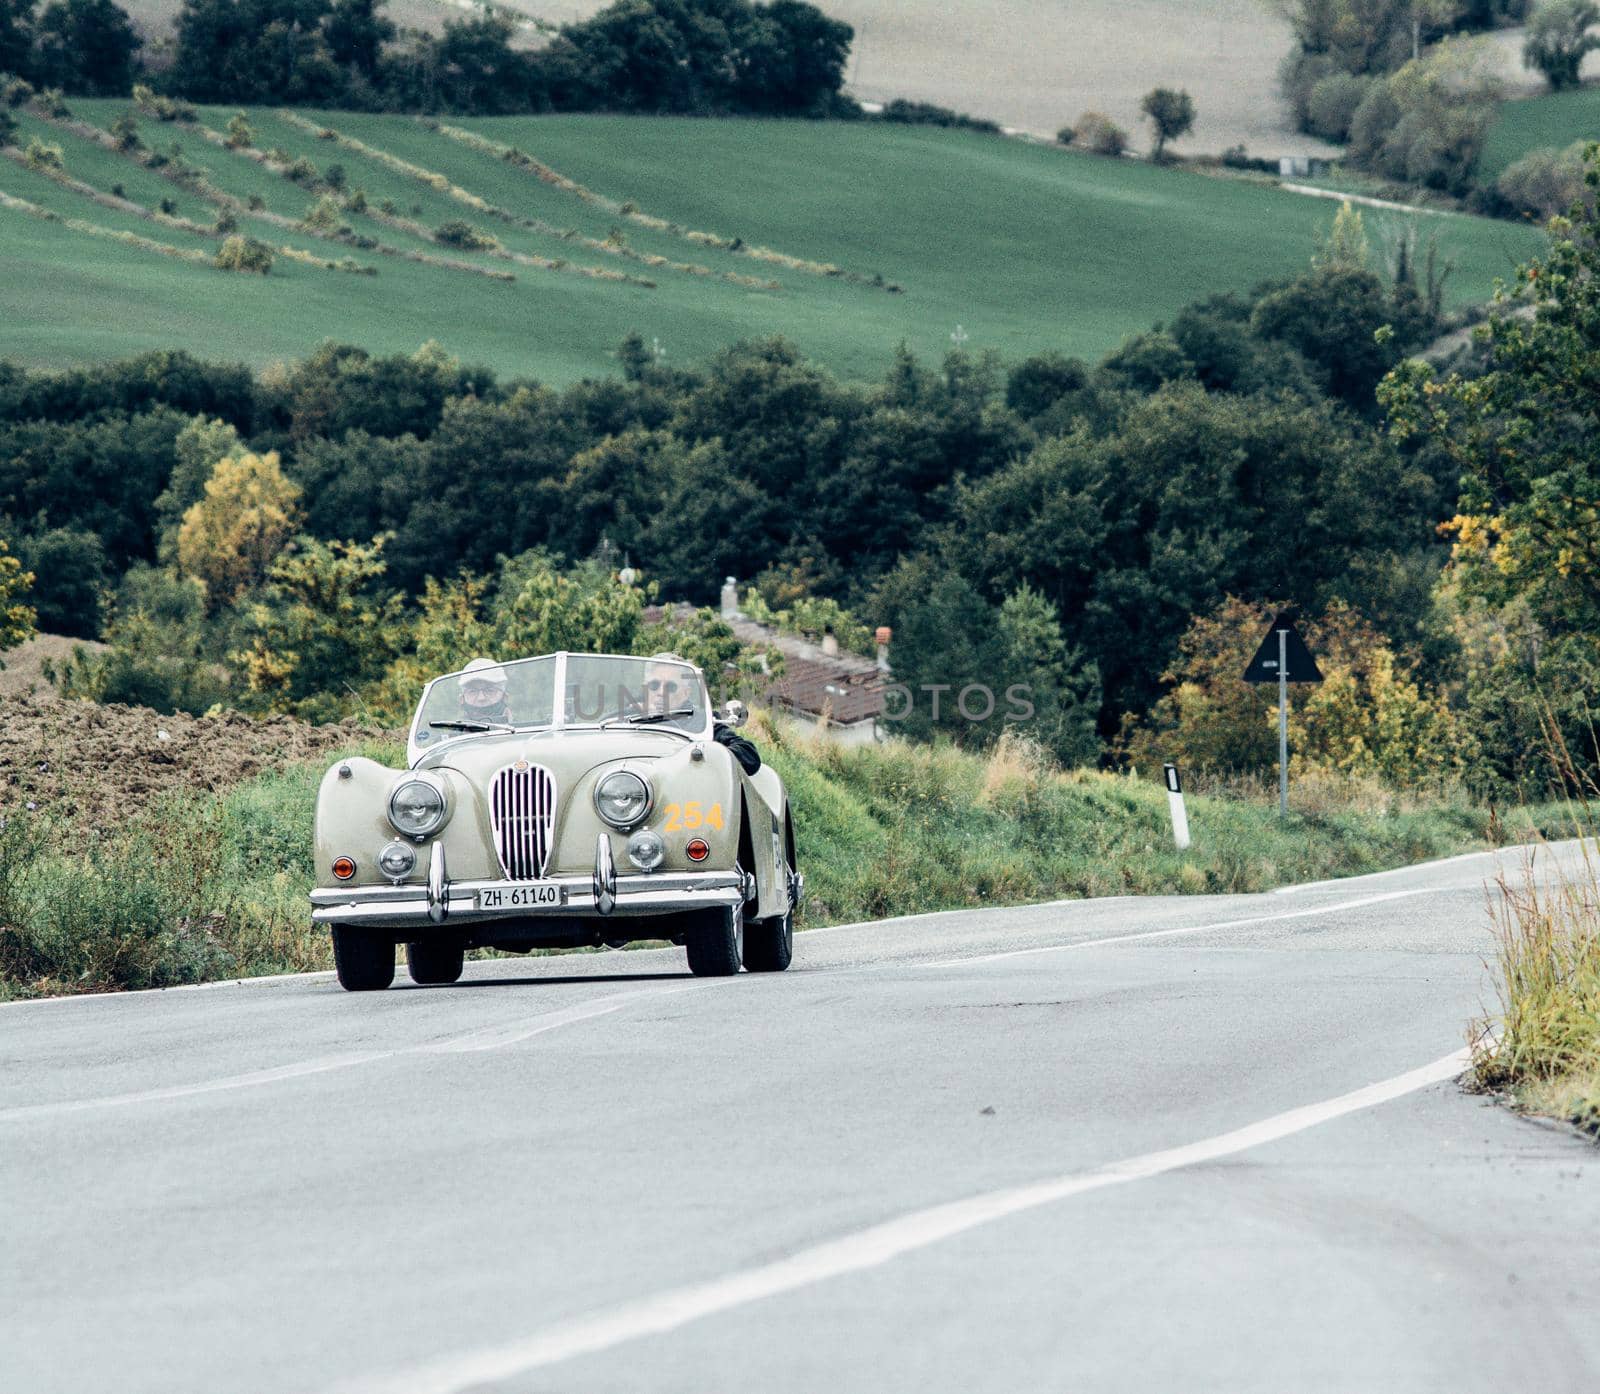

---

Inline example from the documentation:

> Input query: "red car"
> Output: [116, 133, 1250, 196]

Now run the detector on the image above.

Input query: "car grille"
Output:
[489, 764, 556, 880]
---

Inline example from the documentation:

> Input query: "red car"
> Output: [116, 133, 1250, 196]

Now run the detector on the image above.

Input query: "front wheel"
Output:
[742, 909, 793, 972]
[685, 905, 742, 977]
[406, 939, 465, 986]
[332, 927, 395, 992]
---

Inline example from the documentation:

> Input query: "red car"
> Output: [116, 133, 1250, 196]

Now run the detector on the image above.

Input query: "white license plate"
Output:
[477, 883, 563, 910]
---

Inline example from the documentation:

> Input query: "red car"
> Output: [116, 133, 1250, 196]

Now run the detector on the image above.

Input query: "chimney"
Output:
[821, 625, 839, 658]
[720, 576, 739, 619]
[875, 625, 892, 673]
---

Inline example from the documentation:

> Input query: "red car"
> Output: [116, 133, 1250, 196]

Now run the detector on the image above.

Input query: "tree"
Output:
[0, 0, 37, 83]
[1410, 0, 1464, 59]
[1381, 144, 1600, 637]
[324, 0, 392, 75]
[176, 450, 302, 608]
[1140, 86, 1195, 160]
[996, 584, 1102, 766]
[233, 534, 405, 719]
[32, 0, 141, 95]
[10, 525, 107, 637]
[1523, 0, 1600, 89]
[155, 415, 244, 559]
[0, 537, 36, 657]
[1124, 596, 1459, 783]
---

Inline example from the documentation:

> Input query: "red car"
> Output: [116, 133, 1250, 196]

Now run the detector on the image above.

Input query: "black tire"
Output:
[742, 909, 793, 972]
[406, 938, 465, 986]
[332, 927, 395, 992]
[685, 905, 743, 977]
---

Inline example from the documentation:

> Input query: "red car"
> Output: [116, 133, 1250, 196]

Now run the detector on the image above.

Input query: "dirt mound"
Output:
[0, 694, 380, 838]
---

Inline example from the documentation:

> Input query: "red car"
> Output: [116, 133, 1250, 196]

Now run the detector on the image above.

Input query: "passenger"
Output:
[647, 651, 761, 775]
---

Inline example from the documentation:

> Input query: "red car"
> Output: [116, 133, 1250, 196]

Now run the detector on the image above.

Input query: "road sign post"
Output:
[1243, 610, 1323, 819]
[1277, 629, 1289, 819]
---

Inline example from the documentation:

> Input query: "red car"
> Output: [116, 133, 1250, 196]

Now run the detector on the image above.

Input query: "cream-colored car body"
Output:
[309, 653, 797, 965]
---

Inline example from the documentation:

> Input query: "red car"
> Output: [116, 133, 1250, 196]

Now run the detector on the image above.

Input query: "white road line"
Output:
[334, 1045, 1471, 1394]
[912, 888, 1430, 969]
[1270, 847, 1504, 895]
[0, 985, 702, 1122]
[420, 984, 706, 1053]
[0, 1051, 397, 1122]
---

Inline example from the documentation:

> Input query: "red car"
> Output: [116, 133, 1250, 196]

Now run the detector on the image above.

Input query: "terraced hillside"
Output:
[0, 99, 1545, 383]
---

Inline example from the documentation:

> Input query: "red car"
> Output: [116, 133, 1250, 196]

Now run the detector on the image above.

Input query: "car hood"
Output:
[412, 726, 695, 787]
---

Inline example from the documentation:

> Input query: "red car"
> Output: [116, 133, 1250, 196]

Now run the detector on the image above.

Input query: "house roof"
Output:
[644, 604, 888, 726]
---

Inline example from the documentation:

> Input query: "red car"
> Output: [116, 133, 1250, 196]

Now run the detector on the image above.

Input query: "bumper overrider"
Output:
[310, 836, 754, 930]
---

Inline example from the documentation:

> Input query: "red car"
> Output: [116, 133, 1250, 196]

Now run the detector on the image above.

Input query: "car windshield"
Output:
[410, 654, 709, 752]
[412, 656, 558, 749]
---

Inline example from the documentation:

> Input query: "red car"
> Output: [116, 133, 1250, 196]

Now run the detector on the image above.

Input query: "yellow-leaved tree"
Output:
[0, 539, 37, 661]
[176, 451, 302, 609]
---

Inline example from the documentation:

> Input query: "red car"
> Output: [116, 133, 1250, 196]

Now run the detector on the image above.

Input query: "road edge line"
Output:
[332, 1046, 1471, 1394]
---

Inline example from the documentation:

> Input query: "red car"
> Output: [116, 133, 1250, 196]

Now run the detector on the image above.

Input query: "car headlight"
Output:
[595, 770, 651, 828]
[389, 778, 447, 838]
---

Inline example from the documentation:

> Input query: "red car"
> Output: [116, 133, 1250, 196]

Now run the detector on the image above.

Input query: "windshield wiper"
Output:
[429, 719, 516, 733]
[602, 708, 696, 728]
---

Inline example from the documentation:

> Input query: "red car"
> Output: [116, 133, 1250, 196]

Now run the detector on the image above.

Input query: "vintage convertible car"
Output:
[309, 652, 801, 991]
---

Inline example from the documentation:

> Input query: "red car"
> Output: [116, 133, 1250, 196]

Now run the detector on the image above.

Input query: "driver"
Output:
[647, 651, 761, 775]
[459, 657, 512, 723]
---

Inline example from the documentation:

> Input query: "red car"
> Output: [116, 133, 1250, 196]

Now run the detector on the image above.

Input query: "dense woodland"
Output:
[3, 192, 1596, 798]
[0, 0, 857, 116]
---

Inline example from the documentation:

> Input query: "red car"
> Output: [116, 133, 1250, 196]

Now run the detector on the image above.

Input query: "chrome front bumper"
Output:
[310, 837, 751, 929]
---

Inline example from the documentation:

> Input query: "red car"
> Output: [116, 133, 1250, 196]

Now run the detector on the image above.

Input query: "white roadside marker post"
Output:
[1164, 762, 1190, 851]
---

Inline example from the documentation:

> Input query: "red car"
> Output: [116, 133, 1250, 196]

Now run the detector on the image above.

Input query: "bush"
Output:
[214, 234, 274, 274]
[877, 99, 1002, 134]
[1306, 72, 1374, 142]
[23, 137, 63, 171]
[1056, 124, 1075, 145]
[224, 111, 254, 149]
[1074, 110, 1127, 157]
[1495, 141, 1595, 219]
[1346, 44, 1499, 194]
[303, 194, 345, 231]
[284, 156, 318, 184]
[434, 218, 497, 250]
[110, 110, 142, 151]
[131, 83, 194, 123]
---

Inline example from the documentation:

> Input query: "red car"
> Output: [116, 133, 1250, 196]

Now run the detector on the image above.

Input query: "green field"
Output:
[0, 101, 1546, 383]
[1482, 85, 1600, 178]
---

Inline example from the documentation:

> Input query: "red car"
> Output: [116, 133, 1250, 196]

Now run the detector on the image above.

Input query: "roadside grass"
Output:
[0, 740, 399, 1000]
[1471, 798, 1600, 1139]
[1481, 85, 1600, 180]
[0, 716, 1577, 1001]
[1, 102, 1545, 384]
[758, 719, 1569, 925]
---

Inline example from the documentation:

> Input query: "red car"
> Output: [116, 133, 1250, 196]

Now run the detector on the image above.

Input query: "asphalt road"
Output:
[5, 844, 1598, 1394]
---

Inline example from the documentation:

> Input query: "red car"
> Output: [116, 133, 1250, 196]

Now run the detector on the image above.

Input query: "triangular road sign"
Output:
[1242, 610, 1323, 684]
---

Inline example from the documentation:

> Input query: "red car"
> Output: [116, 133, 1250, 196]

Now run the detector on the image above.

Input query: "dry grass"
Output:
[0, 634, 104, 701]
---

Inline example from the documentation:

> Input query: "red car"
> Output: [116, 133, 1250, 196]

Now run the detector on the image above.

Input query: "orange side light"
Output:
[332, 856, 357, 881]
[685, 839, 709, 862]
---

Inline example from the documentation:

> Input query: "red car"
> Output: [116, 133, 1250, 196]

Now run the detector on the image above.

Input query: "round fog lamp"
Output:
[627, 828, 665, 871]
[378, 840, 416, 879]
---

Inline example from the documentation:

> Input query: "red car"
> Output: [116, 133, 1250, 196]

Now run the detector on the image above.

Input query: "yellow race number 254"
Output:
[663, 802, 723, 832]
